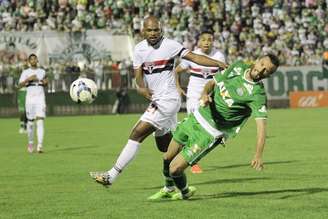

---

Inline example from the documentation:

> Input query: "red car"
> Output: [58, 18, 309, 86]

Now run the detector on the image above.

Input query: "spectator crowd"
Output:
[0, 0, 328, 93]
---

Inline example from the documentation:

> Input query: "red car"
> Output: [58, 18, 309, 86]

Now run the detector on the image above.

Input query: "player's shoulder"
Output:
[21, 68, 28, 74]
[254, 81, 266, 95]
[36, 68, 46, 73]
[134, 39, 148, 51]
[211, 50, 226, 62]
[212, 49, 224, 57]
[163, 37, 182, 47]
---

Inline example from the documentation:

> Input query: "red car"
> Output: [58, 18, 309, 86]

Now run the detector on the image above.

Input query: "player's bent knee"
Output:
[169, 163, 183, 176]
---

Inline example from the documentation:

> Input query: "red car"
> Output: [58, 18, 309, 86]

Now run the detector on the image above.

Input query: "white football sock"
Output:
[36, 119, 44, 147]
[27, 121, 34, 144]
[107, 139, 140, 183]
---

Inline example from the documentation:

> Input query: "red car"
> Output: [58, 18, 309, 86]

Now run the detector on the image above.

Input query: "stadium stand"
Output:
[0, 0, 328, 94]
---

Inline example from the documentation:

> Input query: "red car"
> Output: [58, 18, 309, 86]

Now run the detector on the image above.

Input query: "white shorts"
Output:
[26, 103, 46, 120]
[140, 98, 181, 136]
[186, 97, 200, 114]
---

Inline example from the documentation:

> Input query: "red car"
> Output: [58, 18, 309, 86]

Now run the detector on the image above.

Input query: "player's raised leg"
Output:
[93, 120, 156, 186]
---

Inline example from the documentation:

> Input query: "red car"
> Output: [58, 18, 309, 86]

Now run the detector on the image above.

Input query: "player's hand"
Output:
[177, 87, 186, 96]
[137, 87, 152, 100]
[217, 61, 228, 69]
[251, 157, 264, 171]
[26, 74, 38, 82]
[199, 94, 212, 107]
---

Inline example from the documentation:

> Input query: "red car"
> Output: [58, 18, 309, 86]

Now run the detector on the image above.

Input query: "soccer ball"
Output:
[70, 78, 97, 104]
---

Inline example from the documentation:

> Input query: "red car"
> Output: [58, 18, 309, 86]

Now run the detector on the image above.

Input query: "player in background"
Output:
[18, 54, 47, 153]
[175, 30, 226, 174]
[17, 87, 27, 133]
[90, 16, 227, 200]
[152, 54, 280, 200]
[17, 60, 29, 134]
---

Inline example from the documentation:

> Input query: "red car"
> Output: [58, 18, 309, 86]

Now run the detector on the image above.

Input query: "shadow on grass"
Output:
[142, 177, 270, 190]
[192, 187, 328, 200]
[205, 160, 297, 171]
[49, 145, 101, 152]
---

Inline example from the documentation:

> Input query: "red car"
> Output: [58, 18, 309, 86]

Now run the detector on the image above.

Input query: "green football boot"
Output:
[171, 186, 196, 200]
[147, 187, 176, 200]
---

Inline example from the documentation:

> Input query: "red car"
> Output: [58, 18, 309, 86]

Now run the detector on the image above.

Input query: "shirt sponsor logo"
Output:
[217, 81, 234, 107]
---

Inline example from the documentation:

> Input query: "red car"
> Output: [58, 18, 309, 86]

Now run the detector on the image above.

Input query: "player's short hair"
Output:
[28, 53, 37, 59]
[141, 16, 162, 30]
[196, 30, 214, 42]
[263, 53, 280, 67]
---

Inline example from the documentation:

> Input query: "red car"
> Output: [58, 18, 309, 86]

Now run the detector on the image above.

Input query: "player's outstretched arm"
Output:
[175, 65, 187, 96]
[183, 52, 228, 69]
[199, 80, 215, 106]
[251, 119, 267, 171]
[135, 67, 152, 100]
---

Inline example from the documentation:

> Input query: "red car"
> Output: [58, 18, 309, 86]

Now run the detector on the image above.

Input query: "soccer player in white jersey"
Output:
[91, 16, 227, 200]
[18, 54, 47, 153]
[175, 30, 226, 174]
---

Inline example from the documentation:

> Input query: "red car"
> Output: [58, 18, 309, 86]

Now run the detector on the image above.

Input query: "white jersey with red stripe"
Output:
[18, 67, 46, 105]
[179, 48, 225, 100]
[133, 37, 189, 100]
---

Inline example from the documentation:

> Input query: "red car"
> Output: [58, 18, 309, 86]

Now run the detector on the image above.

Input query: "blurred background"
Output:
[0, 0, 328, 116]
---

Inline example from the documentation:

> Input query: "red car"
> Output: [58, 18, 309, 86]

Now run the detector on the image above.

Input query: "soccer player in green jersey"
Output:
[149, 53, 280, 200]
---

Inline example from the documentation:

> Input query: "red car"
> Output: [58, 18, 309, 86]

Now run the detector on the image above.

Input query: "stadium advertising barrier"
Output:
[263, 65, 328, 102]
[289, 91, 328, 108]
[0, 30, 134, 65]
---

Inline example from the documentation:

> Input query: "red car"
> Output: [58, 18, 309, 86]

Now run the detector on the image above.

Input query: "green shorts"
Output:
[17, 90, 26, 112]
[173, 114, 222, 165]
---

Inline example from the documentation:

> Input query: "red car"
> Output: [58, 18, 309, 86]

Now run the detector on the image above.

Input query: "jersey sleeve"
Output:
[249, 92, 268, 119]
[18, 71, 27, 84]
[133, 47, 143, 69]
[168, 39, 189, 58]
[214, 51, 226, 63]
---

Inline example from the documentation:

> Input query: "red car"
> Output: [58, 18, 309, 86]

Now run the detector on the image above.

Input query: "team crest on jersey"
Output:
[202, 69, 211, 78]
[144, 62, 155, 73]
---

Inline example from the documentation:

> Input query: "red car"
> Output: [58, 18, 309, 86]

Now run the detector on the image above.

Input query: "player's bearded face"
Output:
[251, 57, 277, 82]
[143, 22, 162, 45]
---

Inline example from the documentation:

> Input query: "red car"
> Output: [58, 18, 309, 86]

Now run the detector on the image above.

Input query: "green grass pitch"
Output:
[0, 108, 328, 218]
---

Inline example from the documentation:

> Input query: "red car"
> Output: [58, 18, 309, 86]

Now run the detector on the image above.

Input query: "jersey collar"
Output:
[243, 68, 258, 85]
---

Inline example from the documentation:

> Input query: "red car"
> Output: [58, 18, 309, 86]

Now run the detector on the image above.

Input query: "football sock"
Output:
[27, 121, 34, 144]
[36, 119, 44, 147]
[172, 173, 188, 194]
[163, 159, 175, 189]
[107, 139, 140, 183]
[20, 113, 26, 129]
[20, 121, 25, 128]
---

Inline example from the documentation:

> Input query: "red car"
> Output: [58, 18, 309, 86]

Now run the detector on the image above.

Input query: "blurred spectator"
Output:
[323, 51, 328, 78]
[0, 0, 328, 94]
